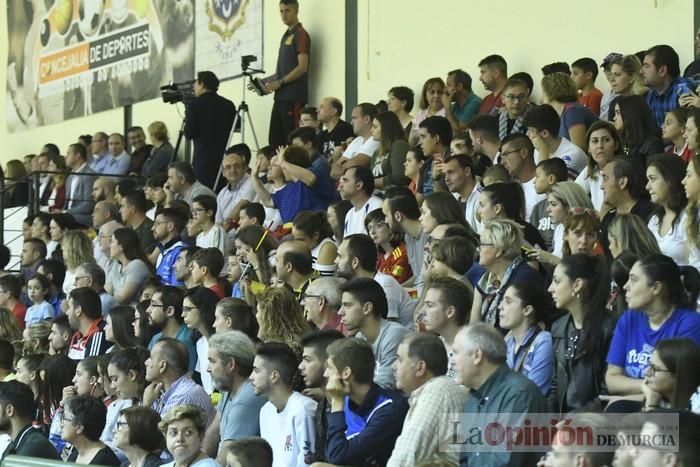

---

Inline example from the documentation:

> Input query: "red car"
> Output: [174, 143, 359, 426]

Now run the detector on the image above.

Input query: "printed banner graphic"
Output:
[6, 0, 263, 133]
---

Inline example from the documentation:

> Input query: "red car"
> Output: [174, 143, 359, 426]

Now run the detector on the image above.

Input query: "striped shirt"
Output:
[67, 318, 109, 360]
[152, 374, 216, 425]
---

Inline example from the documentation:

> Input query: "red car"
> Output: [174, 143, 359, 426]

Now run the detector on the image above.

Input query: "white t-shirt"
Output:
[343, 196, 384, 237]
[374, 271, 416, 328]
[648, 213, 689, 266]
[575, 168, 605, 212]
[552, 224, 564, 258]
[195, 336, 214, 394]
[453, 181, 483, 234]
[196, 225, 227, 256]
[534, 138, 588, 179]
[260, 392, 317, 467]
[342, 136, 380, 160]
[520, 178, 545, 223]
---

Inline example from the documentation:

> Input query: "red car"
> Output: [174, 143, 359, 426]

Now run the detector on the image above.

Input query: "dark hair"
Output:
[328, 200, 353, 243]
[37, 259, 65, 288]
[215, 298, 258, 340]
[0, 339, 15, 371]
[156, 338, 190, 375]
[345, 166, 375, 197]
[192, 195, 217, 221]
[449, 69, 473, 93]
[610, 157, 647, 199]
[156, 207, 187, 234]
[558, 255, 613, 360]
[39, 354, 76, 413]
[431, 237, 475, 276]
[637, 255, 699, 309]
[197, 71, 219, 92]
[465, 114, 500, 143]
[374, 111, 407, 154]
[646, 154, 687, 231]
[646, 44, 681, 79]
[69, 287, 102, 320]
[426, 276, 471, 326]
[282, 145, 311, 168]
[288, 126, 319, 151]
[478, 54, 507, 76]
[356, 102, 378, 121]
[0, 380, 36, 420]
[255, 342, 299, 387]
[26, 272, 50, 294]
[109, 346, 149, 398]
[344, 234, 378, 273]
[610, 251, 638, 315]
[0, 275, 22, 299]
[280, 241, 313, 276]
[388, 86, 415, 112]
[418, 78, 446, 110]
[192, 248, 225, 277]
[124, 191, 149, 214]
[523, 104, 560, 136]
[385, 185, 420, 220]
[482, 181, 526, 223]
[50, 212, 81, 231]
[536, 159, 567, 184]
[146, 172, 168, 189]
[68, 143, 87, 161]
[299, 329, 345, 361]
[225, 143, 252, 165]
[654, 338, 700, 408]
[501, 133, 535, 162]
[154, 286, 185, 324]
[24, 238, 47, 261]
[225, 437, 273, 467]
[406, 333, 448, 376]
[136, 300, 154, 346]
[584, 121, 623, 177]
[113, 228, 156, 273]
[120, 406, 166, 452]
[423, 192, 470, 229]
[184, 286, 219, 338]
[109, 306, 138, 349]
[419, 116, 452, 146]
[542, 62, 570, 76]
[241, 202, 266, 225]
[326, 338, 375, 384]
[65, 395, 107, 441]
[571, 57, 599, 81]
[508, 72, 534, 93]
[340, 277, 387, 319]
[300, 106, 317, 119]
[293, 210, 333, 242]
[506, 281, 554, 324]
[235, 225, 277, 284]
[168, 161, 196, 184]
[616, 95, 661, 150]
[364, 208, 403, 251]
[115, 179, 138, 198]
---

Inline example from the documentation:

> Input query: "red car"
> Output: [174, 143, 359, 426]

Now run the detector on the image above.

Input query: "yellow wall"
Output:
[0, 0, 695, 162]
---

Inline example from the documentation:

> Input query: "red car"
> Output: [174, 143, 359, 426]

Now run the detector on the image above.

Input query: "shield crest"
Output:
[206, 0, 249, 40]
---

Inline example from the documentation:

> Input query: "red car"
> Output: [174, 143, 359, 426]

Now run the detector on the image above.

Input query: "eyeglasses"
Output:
[116, 421, 128, 431]
[301, 293, 321, 301]
[191, 208, 207, 213]
[478, 240, 495, 247]
[647, 364, 672, 376]
[500, 148, 523, 157]
[504, 94, 528, 101]
[74, 275, 91, 282]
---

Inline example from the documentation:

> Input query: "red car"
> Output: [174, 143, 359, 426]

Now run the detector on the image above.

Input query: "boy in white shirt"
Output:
[192, 195, 227, 256]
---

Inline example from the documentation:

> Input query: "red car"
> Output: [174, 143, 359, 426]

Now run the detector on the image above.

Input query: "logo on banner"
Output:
[206, 0, 250, 40]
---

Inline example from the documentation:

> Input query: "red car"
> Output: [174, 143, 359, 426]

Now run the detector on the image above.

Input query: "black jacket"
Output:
[1, 425, 60, 460]
[548, 312, 617, 414]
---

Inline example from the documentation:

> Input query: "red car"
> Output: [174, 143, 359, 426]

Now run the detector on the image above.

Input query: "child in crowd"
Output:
[662, 108, 694, 162]
[25, 274, 55, 326]
[49, 314, 72, 355]
[190, 248, 226, 299]
[530, 158, 568, 250]
[192, 195, 226, 256]
[571, 57, 603, 116]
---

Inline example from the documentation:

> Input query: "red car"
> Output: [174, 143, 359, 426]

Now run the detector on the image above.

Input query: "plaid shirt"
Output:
[646, 76, 693, 129]
[387, 376, 466, 467]
[153, 375, 216, 425]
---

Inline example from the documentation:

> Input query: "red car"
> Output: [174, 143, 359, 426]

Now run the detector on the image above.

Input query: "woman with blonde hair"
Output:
[562, 209, 601, 257]
[23, 320, 51, 355]
[607, 213, 662, 260]
[61, 230, 95, 295]
[541, 73, 597, 149]
[0, 307, 23, 352]
[159, 405, 216, 467]
[607, 55, 647, 105]
[141, 121, 173, 178]
[410, 77, 446, 145]
[4, 159, 29, 207]
[255, 286, 308, 354]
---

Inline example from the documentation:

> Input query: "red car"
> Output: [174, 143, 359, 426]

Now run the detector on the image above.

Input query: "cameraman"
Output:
[263, 0, 311, 149]
[185, 71, 236, 189]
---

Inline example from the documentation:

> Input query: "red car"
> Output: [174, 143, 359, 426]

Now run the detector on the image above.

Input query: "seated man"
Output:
[65, 287, 110, 359]
[324, 338, 408, 466]
[317, 97, 354, 158]
[216, 145, 257, 230]
[443, 69, 482, 132]
[330, 103, 380, 179]
[497, 78, 533, 139]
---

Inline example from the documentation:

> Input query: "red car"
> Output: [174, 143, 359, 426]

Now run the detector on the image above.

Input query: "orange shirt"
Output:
[578, 88, 603, 117]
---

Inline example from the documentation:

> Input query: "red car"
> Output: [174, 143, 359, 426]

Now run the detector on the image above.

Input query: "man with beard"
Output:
[153, 208, 187, 286]
[202, 331, 267, 463]
[91, 177, 116, 203]
[65, 287, 109, 360]
[126, 126, 152, 175]
[442, 69, 482, 133]
[335, 234, 415, 328]
[477, 54, 508, 115]
[173, 247, 201, 289]
[146, 286, 197, 372]
[0, 381, 59, 460]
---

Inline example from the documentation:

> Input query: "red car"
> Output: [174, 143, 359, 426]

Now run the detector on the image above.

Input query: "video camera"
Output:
[242, 55, 258, 71]
[160, 80, 196, 105]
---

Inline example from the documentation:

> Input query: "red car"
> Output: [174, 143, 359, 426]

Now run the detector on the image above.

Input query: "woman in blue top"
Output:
[606, 254, 700, 399]
[499, 281, 553, 395]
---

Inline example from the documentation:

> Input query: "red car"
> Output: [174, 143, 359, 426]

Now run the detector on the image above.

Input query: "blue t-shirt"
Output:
[148, 325, 198, 372]
[271, 181, 325, 223]
[559, 103, 597, 141]
[310, 154, 337, 205]
[607, 308, 700, 378]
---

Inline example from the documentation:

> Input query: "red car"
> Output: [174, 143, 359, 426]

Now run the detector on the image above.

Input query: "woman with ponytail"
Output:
[292, 210, 337, 276]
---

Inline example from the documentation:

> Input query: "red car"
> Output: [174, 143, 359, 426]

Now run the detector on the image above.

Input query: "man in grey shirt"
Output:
[338, 277, 410, 389]
[203, 331, 267, 463]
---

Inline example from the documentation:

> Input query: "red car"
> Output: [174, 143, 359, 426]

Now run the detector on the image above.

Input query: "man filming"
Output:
[262, 0, 311, 149]
[184, 71, 236, 189]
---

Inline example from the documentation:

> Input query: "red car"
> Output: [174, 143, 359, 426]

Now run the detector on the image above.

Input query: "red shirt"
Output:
[209, 283, 225, 299]
[377, 243, 413, 284]
[479, 92, 503, 114]
[11, 302, 27, 329]
[578, 88, 603, 117]
[321, 313, 349, 336]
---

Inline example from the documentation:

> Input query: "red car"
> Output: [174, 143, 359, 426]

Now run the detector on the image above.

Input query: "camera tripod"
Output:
[214, 68, 264, 189]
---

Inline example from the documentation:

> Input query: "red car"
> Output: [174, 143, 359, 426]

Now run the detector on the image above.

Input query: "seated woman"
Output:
[409, 77, 446, 145]
[500, 282, 553, 396]
[387, 85, 415, 138]
[641, 338, 700, 411]
[256, 287, 309, 355]
[115, 406, 166, 467]
[370, 111, 410, 190]
[613, 95, 664, 170]
[426, 237, 474, 287]
[470, 219, 544, 331]
[62, 395, 120, 465]
[326, 199, 352, 244]
[646, 154, 689, 266]
[365, 209, 412, 285]
[607, 213, 661, 260]
[606, 54, 647, 120]
[182, 287, 218, 395]
[141, 121, 174, 178]
[106, 228, 155, 305]
[403, 146, 425, 196]
[541, 72, 598, 149]
[159, 405, 218, 467]
[548, 254, 616, 414]
[561, 209, 601, 257]
[292, 210, 337, 277]
[15, 354, 48, 430]
[105, 306, 138, 352]
[4, 159, 29, 208]
[575, 121, 623, 213]
[233, 225, 278, 302]
[606, 255, 700, 400]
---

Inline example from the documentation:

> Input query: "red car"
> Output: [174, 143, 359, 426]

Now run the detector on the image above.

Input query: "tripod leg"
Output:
[214, 109, 244, 189]
[245, 109, 261, 152]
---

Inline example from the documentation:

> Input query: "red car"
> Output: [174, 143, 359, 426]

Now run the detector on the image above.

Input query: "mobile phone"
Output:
[678, 81, 691, 96]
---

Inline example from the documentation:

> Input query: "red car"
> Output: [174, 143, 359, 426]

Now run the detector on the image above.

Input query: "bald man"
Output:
[274, 239, 315, 301]
[91, 177, 116, 203]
